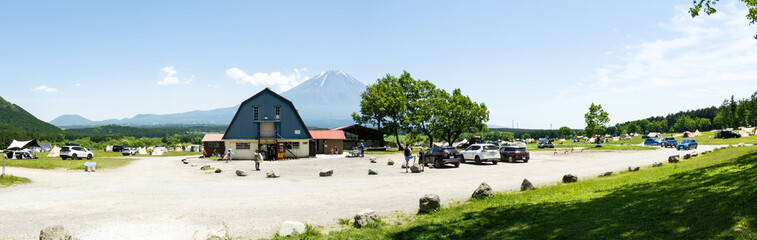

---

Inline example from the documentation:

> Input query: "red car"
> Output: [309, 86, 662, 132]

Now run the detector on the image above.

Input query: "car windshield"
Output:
[61, 147, 69, 151]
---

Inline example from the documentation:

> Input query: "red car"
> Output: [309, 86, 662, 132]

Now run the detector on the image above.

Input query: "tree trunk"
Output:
[394, 127, 403, 150]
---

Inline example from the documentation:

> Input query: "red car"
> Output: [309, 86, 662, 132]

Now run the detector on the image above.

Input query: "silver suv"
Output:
[460, 144, 500, 165]
[60, 146, 94, 160]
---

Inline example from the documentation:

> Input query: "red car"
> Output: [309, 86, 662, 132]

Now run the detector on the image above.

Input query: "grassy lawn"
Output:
[272, 145, 757, 240]
[692, 131, 757, 145]
[527, 142, 656, 151]
[365, 149, 401, 155]
[0, 175, 31, 187]
[3, 156, 135, 170]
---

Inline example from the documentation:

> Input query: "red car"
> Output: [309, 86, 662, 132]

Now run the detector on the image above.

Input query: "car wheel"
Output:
[71, 154, 78, 160]
[508, 156, 514, 163]
[475, 156, 481, 164]
[492, 160, 498, 165]
[459, 155, 465, 163]
[434, 160, 442, 168]
[454, 162, 460, 168]
[524, 158, 529, 163]
[87, 154, 93, 160]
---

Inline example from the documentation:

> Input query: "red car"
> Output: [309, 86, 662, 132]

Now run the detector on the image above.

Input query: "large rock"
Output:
[599, 171, 613, 177]
[200, 164, 212, 170]
[182, 159, 189, 164]
[236, 170, 247, 176]
[320, 168, 334, 177]
[628, 166, 640, 172]
[410, 164, 422, 173]
[683, 154, 691, 160]
[668, 155, 680, 163]
[562, 174, 578, 183]
[39, 225, 73, 240]
[471, 182, 494, 199]
[652, 162, 663, 167]
[419, 194, 441, 213]
[692, 152, 699, 157]
[354, 209, 380, 228]
[370, 157, 377, 163]
[214, 168, 222, 173]
[387, 159, 395, 165]
[368, 168, 378, 175]
[738, 143, 745, 147]
[278, 221, 306, 237]
[266, 170, 280, 178]
[521, 179, 535, 191]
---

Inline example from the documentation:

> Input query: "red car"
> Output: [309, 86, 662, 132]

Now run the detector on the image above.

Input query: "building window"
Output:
[236, 142, 250, 149]
[207, 142, 220, 148]
[294, 130, 301, 134]
[275, 106, 281, 120]
[253, 106, 259, 121]
[286, 142, 300, 150]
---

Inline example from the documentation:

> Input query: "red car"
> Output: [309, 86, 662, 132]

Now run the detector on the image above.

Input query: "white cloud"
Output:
[157, 66, 181, 85]
[556, 3, 757, 125]
[75, 83, 81, 87]
[225, 67, 308, 92]
[32, 85, 57, 93]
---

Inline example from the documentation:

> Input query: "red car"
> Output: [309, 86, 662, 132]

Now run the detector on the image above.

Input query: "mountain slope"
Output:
[49, 114, 94, 127]
[281, 70, 365, 127]
[0, 96, 62, 133]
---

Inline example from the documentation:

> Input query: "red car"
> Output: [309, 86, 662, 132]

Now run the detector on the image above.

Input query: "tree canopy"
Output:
[689, 0, 757, 39]
[584, 103, 610, 137]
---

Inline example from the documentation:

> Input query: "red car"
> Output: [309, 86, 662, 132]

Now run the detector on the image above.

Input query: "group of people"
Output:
[220, 149, 263, 171]
[403, 144, 426, 173]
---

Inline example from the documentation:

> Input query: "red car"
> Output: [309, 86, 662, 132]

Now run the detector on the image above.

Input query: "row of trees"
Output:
[352, 71, 490, 148]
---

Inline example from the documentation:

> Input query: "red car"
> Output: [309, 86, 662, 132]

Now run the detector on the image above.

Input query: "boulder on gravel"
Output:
[668, 155, 680, 163]
[214, 168, 222, 173]
[39, 225, 72, 240]
[354, 209, 380, 228]
[410, 164, 422, 173]
[320, 168, 334, 177]
[370, 157, 377, 163]
[692, 152, 698, 157]
[683, 153, 691, 160]
[368, 168, 378, 175]
[471, 182, 494, 199]
[652, 162, 663, 167]
[738, 143, 745, 147]
[562, 174, 578, 183]
[419, 194, 441, 213]
[599, 171, 613, 177]
[200, 164, 212, 170]
[628, 166, 640, 172]
[278, 221, 306, 237]
[236, 170, 247, 176]
[521, 179, 535, 191]
[182, 159, 189, 164]
[267, 170, 280, 178]
[387, 159, 395, 165]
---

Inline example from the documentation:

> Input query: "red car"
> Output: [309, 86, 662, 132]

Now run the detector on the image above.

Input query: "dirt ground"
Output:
[0, 146, 716, 239]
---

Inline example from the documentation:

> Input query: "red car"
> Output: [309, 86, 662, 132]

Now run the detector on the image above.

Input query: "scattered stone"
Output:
[182, 159, 189, 164]
[214, 168, 222, 173]
[628, 166, 640, 172]
[278, 221, 306, 237]
[599, 171, 613, 177]
[354, 209, 380, 228]
[738, 143, 745, 147]
[419, 194, 441, 213]
[471, 182, 494, 199]
[320, 168, 334, 177]
[190, 163, 198, 167]
[39, 225, 73, 240]
[200, 164, 212, 170]
[692, 152, 698, 157]
[387, 159, 395, 165]
[368, 168, 378, 175]
[652, 162, 663, 167]
[266, 170, 280, 178]
[701, 151, 708, 155]
[683, 153, 691, 160]
[410, 164, 422, 173]
[236, 170, 247, 176]
[370, 157, 377, 163]
[562, 174, 578, 183]
[668, 155, 680, 163]
[521, 179, 535, 191]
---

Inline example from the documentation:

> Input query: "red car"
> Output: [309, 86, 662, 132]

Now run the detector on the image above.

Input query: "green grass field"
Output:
[271, 145, 757, 240]
[0, 175, 31, 187]
[1, 150, 199, 170]
[691, 131, 757, 145]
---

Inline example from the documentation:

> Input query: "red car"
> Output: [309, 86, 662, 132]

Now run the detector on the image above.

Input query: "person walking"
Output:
[334, 146, 339, 155]
[254, 149, 262, 171]
[359, 142, 365, 157]
[419, 147, 425, 171]
[403, 145, 413, 173]
[225, 149, 232, 163]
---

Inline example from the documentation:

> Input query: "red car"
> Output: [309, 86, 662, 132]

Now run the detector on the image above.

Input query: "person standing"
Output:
[359, 142, 365, 157]
[254, 150, 262, 171]
[334, 146, 339, 155]
[403, 145, 412, 173]
[419, 147, 425, 171]
[225, 149, 232, 163]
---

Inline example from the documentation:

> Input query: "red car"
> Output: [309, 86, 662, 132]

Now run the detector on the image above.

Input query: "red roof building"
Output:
[309, 130, 345, 154]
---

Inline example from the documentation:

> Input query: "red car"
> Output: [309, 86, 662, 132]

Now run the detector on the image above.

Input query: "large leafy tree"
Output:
[402, 73, 446, 147]
[689, 0, 757, 39]
[584, 103, 610, 137]
[557, 126, 573, 138]
[352, 74, 406, 148]
[436, 89, 490, 145]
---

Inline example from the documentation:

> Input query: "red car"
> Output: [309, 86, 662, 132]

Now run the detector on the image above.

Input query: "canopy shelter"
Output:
[3, 139, 42, 177]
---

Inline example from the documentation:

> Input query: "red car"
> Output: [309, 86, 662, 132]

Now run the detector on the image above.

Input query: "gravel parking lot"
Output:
[0, 146, 716, 239]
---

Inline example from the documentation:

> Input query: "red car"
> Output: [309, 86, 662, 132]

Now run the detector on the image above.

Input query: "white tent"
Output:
[105, 145, 113, 151]
[136, 147, 147, 155]
[47, 146, 61, 157]
[151, 147, 167, 156]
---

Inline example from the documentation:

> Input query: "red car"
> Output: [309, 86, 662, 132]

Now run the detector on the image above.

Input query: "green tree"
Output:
[435, 89, 489, 145]
[735, 99, 750, 127]
[627, 122, 640, 134]
[673, 115, 696, 132]
[557, 126, 573, 138]
[689, 0, 757, 39]
[401, 72, 446, 147]
[521, 133, 531, 139]
[696, 117, 712, 130]
[352, 74, 406, 149]
[584, 103, 610, 137]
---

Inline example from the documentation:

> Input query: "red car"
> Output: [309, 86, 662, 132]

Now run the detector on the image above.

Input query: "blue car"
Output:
[676, 139, 698, 150]
[643, 138, 662, 146]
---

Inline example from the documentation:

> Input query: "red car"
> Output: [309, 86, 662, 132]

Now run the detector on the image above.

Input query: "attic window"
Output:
[253, 106, 259, 121]
[275, 106, 281, 119]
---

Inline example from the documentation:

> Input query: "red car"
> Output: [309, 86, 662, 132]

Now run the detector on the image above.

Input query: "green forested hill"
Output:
[0, 96, 62, 134]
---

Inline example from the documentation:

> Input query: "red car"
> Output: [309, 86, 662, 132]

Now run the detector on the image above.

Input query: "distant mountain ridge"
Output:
[49, 70, 366, 129]
[0, 96, 62, 134]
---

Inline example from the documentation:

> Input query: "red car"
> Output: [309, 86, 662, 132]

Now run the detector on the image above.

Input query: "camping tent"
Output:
[174, 145, 184, 152]
[151, 147, 167, 155]
[136, 147, 147, 155]
[105, 145, 113, 151]
[47, 146, 61, 157]
[682, 131, 693, 138]
[693, 130, 703, 136]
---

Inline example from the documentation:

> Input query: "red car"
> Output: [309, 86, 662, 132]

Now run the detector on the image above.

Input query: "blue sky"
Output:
[1, 1, 756, 129]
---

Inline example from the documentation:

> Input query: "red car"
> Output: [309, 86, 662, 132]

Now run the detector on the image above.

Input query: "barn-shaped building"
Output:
[223, 88, 313, 160]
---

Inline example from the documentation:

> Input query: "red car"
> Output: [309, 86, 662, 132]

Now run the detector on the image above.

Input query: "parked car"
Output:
[716, 130, 741, 139]
[424, 146, 461, 168]
[60, 146, 94, 160]
[121, 147, 136, 156]
[460, 144, 500, 165]
[537, 139, 554, 148]
[499, 146, 530, 163]
[676, 139, 698, 150]
[661, 137, 677, 148]
[643, 138, 662, 146]
[113, 145, 125, 152]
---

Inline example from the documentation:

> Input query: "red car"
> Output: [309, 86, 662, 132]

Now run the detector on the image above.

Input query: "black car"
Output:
[499, 146, 530, 163]
[716, 130, 741, 139]
[113, 145, 125, 152]
[537, 139, 554, 148]
[424, 146, 461, 168]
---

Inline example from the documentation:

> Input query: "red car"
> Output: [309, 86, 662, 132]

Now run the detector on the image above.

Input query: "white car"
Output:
[460, 144, 500, 165]
[60, 146, 94, 160]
